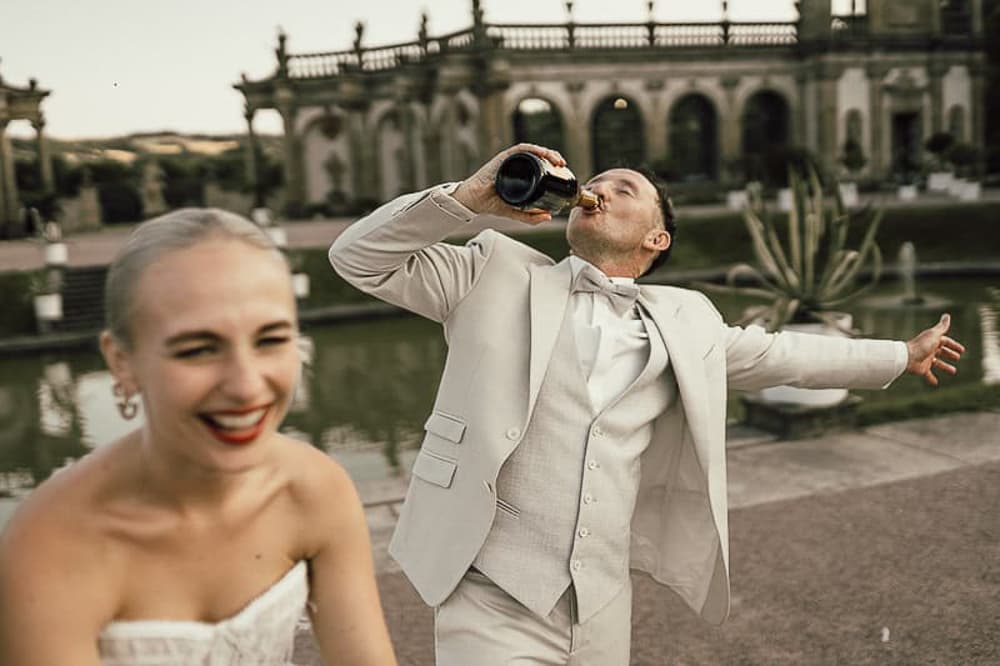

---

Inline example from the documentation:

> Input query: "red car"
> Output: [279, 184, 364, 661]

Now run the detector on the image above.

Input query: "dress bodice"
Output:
[98, 561, 308, 665]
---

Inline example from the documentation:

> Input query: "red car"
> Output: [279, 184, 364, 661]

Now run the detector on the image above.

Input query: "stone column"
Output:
[816, 61, 841, 175]
[0, 120, 19, 232]
[719, 76, 741, 183]
[969, 61, 986, 167]
[564, 81, 591, 176]
[33, 117, 55, 193]
[928, 61, 948, 134]
[276, 87, 304, 213]
[349, 109, 378, 201]
[397, 101, 416, 192]
[866, 63, 889, 178]
[644, 80, 667, 166]
[794, 69, 810, 148]
[243, 108, 260, 204]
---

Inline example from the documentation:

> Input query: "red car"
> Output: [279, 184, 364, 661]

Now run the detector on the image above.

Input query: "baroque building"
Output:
[235, 0, 986, 212]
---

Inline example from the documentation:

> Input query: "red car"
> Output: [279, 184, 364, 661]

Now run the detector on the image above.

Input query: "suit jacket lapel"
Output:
[528, 260, 572, 414]
[640, 288, 712, 470]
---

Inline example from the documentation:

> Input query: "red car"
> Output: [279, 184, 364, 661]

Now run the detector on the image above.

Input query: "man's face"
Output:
[566, 168, 663, 264]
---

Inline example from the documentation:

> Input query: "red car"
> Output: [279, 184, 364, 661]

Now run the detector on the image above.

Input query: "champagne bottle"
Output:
[494, 152, 600, 214]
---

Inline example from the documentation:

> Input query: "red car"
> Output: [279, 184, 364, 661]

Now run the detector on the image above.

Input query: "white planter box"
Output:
[959, 181, 981, 201]
[947, 178, 967, 197]
[838, 182, 859, 208]
[44, 242, 68, 266]
[756, 315, 852, 408]
[726, 190, 748, 211]
[33, 293, 63, 321]
[777, 188, 794, 211]
[265, 227, 288, 248]
[292, 273, 311, 299]
[897, 185, 918, 201]
[927, 172, 954, 192]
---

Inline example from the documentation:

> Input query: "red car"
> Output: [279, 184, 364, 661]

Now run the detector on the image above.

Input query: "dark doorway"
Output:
[892, 112, 922, 181]
[512, 98, 565, 154]
[591, 96, 645, 173]
[669, 94, 719, 181]
[741, 90, 790, 184]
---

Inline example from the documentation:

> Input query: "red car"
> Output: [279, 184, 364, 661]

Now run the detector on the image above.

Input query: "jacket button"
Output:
[592, 426, 604, 437]
[578, 528, 590, 538]
[505, 427, 521, 440]
[572, 560, 583, 571]
[587, 460, 598, 470]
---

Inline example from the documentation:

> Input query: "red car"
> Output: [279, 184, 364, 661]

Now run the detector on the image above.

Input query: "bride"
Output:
[0, 209, 398, 665]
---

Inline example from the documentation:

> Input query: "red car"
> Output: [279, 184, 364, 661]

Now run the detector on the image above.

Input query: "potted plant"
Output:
[924, 132, 956, 192]
[838, 137, 866, 207]
[697, 162, 884, 406]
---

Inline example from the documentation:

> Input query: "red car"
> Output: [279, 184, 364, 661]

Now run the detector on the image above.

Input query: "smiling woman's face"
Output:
[107, 237, 301, 472]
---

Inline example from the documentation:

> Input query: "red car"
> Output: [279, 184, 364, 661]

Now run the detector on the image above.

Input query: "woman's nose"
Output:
[222, 352, 267, 400]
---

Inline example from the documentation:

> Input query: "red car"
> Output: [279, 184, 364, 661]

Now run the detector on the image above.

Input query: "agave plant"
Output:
[700, 163, 883, 333]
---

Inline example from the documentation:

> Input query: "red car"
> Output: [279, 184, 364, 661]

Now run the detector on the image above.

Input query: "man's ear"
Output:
[644, 230, 671, 253]
[100, 330, 137, 391]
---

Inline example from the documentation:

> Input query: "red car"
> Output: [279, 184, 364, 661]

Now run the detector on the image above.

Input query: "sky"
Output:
[0, 0, 858, 140]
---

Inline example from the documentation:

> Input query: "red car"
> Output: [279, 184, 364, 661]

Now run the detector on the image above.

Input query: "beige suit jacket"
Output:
[329, 185, 903, 624]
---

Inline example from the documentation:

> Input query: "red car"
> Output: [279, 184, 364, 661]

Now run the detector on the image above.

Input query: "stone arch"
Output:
[667, 93, 719, 181]
[845, 109, 864, 143]
[741, 89, 791, 183]
[590, 95, 646, 173]
[301, 109, 353, 205]
[511, 96, 566, 153]
[948, 105, 966, 141]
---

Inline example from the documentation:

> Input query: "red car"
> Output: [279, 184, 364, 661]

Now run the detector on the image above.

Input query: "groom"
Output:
[329, 143, 964, 665]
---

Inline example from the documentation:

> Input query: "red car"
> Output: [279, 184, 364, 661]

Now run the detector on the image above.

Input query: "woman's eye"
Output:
[174, 346, 214, 359]
[258, 336, 291, 348]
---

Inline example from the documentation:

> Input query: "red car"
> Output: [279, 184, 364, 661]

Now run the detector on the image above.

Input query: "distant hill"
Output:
[10, 131, 282, 165]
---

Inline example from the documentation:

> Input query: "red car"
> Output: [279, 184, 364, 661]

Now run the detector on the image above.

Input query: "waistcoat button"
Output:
[505, 427, 521, 440]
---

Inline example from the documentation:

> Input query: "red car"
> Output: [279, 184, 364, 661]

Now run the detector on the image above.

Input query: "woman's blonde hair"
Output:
[104, 208, 288, 347]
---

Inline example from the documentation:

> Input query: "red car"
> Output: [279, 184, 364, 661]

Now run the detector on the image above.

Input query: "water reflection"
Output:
[0, 279, 996, 505]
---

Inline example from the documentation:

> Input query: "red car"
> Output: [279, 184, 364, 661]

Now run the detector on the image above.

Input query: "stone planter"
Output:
[897, 184, 918, 201]
[777, 188, 793, 211]
[947, 177, 967, 197]
[756, 313, 852, 408]
[33, 293, 63, 322]
[726, 190, 748, 211]
[927, 172, 954, 192]
[44, 242, 68, 266]
[958, 181, 981, 201]
[837, 182, 859, 208]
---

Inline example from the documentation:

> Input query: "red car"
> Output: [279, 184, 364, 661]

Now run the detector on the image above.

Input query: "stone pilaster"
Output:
[0, 120, 19, 231]
[276, 86, 305, 213]
[866, 63, 890, 177]
[243, 108, 259, 203]
[927, 61, 949, 134]
[969, 61, 986, 169]
[816, 61, 842, 175]
[564, 80, 590, 176]
[32, 117, 54, 193]
[719, 75, 742, 182]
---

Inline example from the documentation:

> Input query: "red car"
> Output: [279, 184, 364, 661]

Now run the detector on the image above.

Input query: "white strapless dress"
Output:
[98, 561, 309, 665]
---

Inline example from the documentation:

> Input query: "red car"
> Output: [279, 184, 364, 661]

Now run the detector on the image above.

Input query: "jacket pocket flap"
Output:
[412, 450, 457, 488]
[423, 411, 467, 443]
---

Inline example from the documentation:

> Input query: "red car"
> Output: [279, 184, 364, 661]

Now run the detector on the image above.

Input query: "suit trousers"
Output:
[434, 568, 632, 666]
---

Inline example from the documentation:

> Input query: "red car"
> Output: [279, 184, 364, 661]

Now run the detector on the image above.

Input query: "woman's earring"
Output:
[112, 382, 139, 420]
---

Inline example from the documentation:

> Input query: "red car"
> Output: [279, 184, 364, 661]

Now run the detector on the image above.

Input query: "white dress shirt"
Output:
[568, 256, 654, 412]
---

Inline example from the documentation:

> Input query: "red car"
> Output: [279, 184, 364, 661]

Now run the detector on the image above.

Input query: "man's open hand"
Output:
[905, 313, 966, 386]
[451, 143, 565, 225]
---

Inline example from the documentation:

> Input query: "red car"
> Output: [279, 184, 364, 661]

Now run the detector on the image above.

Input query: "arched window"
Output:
[741, 90, 790, 183]
[512, 97, 565, 153]
[948, 105, 966, 141]
[591, 96, 645, 173]
[668, 94, 718, 181]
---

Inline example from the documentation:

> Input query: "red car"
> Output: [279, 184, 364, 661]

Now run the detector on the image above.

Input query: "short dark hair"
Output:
[632, 165, 676, 278]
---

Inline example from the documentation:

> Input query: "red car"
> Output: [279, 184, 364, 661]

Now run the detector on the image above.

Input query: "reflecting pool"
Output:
[1, 278, 997, 525]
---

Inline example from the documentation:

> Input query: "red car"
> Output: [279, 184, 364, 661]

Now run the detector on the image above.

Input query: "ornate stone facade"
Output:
[235, 0, 986, 212]
[0, 66, 52, 237]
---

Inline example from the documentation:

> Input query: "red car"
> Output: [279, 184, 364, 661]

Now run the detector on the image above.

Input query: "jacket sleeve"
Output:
[722, 322, 906, 391]
[328, 184, 495, 323]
